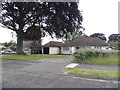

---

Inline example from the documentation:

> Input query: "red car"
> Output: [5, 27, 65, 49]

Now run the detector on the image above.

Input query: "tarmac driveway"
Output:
[2, 56, 72, 73]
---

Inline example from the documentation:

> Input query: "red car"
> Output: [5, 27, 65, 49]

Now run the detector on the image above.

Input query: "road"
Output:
[1, 56, 119, 88]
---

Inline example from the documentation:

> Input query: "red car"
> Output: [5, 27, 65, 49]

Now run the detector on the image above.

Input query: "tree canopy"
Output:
[3, 41, 12, 48]
[90, 33, 107, 41]
[1, 41, 13, 50]
[108, 34, 120, 42]
[108, 34, 120, 50]
[0, 2, 83, 54]
[63, 27, 85, 42]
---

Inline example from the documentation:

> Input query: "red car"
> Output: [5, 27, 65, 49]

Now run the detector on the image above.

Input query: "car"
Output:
[1, 50, 16, 54]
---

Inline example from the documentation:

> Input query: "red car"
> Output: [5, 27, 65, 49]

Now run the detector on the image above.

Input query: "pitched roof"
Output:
[9, 43, 16, 49]
[63, 35, 108, 47]
[23, 41, 42, 48]
[9, 41, 42, 49]
[0, 43, 4, 46]
[43, 41, 64, 47]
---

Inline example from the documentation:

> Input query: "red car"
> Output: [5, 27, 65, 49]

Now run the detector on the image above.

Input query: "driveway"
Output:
[1, 56, 119, 88]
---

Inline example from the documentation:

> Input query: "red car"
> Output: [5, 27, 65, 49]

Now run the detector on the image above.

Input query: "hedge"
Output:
[74, 49, 118, 61]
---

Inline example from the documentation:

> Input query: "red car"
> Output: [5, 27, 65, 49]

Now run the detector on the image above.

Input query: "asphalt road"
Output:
[1, 57, 119, 88]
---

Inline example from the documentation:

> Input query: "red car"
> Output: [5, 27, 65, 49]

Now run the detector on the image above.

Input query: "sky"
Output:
[0, 0, 119, 45]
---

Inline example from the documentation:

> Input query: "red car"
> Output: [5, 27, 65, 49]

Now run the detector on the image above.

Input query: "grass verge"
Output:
[1, 55, 68, 60]
[74, 56, 119, 65]
[65, 68, 120, 79]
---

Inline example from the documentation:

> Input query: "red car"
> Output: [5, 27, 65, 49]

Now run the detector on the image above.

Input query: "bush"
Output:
[74, 49, 118, 61]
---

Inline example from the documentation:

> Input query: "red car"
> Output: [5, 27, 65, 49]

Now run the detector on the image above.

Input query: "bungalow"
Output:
[9, 43, 16, 51]
[9, 35, 108, 55]
[10, 40, 42, 54]
[61, 35, 108, 54]
[43, 41, 63, 54]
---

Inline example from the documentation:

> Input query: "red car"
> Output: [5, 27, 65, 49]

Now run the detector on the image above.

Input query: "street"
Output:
[1, 57, 119, 88]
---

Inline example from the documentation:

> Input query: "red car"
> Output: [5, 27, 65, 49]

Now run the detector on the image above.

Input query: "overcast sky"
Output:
[0, 0, 119, 45]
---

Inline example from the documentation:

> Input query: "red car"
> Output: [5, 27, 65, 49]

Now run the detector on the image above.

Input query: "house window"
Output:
[24, 47, 29, 51]
[76, 47, 80, 49]
[63, 47, 69, 50]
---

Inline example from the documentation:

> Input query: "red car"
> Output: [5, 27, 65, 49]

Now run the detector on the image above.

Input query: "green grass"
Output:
[65, 68, 120, 79]
[1, 55, 68, 60]
[74, 56, 119, 65]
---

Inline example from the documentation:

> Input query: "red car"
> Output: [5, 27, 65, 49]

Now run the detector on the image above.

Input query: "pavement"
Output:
[1, 56, 120, 88]
[76, 64, 119, 71]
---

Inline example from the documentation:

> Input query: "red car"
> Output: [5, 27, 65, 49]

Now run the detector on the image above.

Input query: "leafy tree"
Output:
[108, 34, 120, 42]
[90, 33, 107, 41]
[63, 27, 85, 42]
[24, 25, 43, 43]
[3, 41, 12, 48]
[108, 34, 120, 50]
[0, 2, 83, 54]
[24, 26, 44, 41]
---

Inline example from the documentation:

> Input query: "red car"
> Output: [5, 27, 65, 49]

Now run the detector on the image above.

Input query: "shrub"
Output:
[74, 49, 118, 61]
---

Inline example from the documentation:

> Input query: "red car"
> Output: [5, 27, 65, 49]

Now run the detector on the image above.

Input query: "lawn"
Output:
[1, 55, 68, 60]
[73, 56, 119, 65]
[65, 68, 120, 79]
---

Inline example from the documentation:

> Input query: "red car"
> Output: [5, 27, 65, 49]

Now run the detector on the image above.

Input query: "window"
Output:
[76, 47, 80, 49]
[24, 47, 29, 51]
[63, 47, 69, 50]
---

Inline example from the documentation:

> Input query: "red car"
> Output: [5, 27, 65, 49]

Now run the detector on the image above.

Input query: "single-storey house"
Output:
[61, 35, 108, 54]
[43, 41, 63, 54]
[9, 35, 108, 55]
[9, 43, 16, 51]
[10, 40, 42, 54]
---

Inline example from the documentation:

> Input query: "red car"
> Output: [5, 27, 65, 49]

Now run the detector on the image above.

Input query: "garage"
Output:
[43, 41, 63, 54]
[43, 47, 49, 54]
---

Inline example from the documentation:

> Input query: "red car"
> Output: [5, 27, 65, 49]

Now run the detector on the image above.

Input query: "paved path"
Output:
[76, 64, 119, 71]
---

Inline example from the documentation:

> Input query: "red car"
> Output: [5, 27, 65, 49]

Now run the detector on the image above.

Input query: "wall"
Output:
[71, 47, 77, 53]
[61, 47, 73, 54]
[101, 46, 108, 50]
[90, 46, 107, 50]
[23, 47, 31, 55]
[61, 46, 108, 55]
[49, 47, 60, 54]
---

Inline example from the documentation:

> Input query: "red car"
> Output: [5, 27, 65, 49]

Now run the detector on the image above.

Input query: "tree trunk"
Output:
[16, 30, 25, 55]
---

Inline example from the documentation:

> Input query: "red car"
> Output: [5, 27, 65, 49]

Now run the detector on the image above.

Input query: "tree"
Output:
[63, 27, 85, 42]
[3, 41, 12, 48]
[23, 25, 44, 43]
[90, 33, 107, 41]
[0, 2, 83, 54]
[108, 34, 120, 50]
[24, 26, 44, 42]
[108, 34, 120, 42]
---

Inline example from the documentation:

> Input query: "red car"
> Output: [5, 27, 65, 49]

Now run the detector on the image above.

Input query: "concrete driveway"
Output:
[1, 56, 119, 88]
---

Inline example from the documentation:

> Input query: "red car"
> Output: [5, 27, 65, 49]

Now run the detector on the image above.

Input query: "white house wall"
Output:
[101, 46, 107, 50]
[61, 47, 73, 54]
[71, 47, 77, 53]
[49, 47, 60, 54]
[61, 46, 108, 55]
[90, 46, 107, 50]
